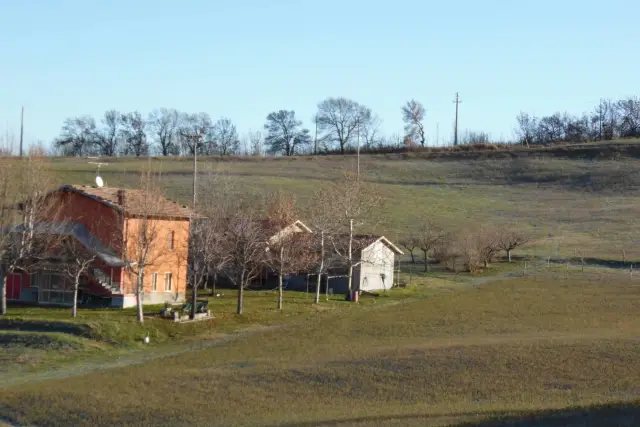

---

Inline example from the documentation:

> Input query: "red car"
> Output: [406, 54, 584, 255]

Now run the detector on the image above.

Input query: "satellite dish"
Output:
[95, 176, 104, 188]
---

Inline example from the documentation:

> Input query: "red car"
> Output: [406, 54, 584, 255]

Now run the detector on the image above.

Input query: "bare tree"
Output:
[264, 110, 311, 156]
[307, 187, 338, 304]
[179, 113, 214, 155]
[330, 170, 382, 296]
[211, 118, 239, 156]
[248, 130, 264, 156]
[187, 173, 238, 318]
[265, 191, 314, 310]
[95, 110, 122, 156]
[39, 226, 97, 318]
[120, 111, 148, 157]
[617, 96, 640, 138]
[317, 97, 372, 154]
[402, 99, 426, 147]
[0, 156, 59, 315]
[360, 114, 383, 149]
[54, 116, 98, 156]
[496, 229, 529, 262]
[223, 202, 267, 314]
[475, 228, 501, 269]
[148, 108, 181, 156]
[124, 169, 165, 323]
[515, 112, 537, 146]
[415, 219, 447, 272]
[400, 232, 419, 264]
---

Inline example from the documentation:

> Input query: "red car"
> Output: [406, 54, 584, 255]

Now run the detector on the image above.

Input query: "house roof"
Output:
[334, 234, 404, 255]
[59, 185, 194, 220]
[9, 222, 126, 267]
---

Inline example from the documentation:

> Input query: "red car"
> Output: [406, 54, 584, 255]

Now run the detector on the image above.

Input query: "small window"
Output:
[167, 231, 175, 251]
[164, 272, 172, 291]
[151, 272, 158, 292]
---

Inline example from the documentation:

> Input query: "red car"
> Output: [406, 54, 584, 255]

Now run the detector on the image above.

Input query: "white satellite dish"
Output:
[95, 176, 104, 188]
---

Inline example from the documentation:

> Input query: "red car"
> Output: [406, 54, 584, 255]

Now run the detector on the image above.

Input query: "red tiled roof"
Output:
[60, 185, 194, 219]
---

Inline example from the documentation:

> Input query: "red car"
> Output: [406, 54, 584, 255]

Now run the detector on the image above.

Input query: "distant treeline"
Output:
[29, 95, 640, 158]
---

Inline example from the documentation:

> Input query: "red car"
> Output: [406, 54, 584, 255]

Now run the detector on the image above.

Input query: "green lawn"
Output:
[1, 268, 639, 426]
[2, 151, 640, 425]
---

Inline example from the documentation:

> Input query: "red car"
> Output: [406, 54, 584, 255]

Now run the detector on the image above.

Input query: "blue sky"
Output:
[1, 0, 638, 149]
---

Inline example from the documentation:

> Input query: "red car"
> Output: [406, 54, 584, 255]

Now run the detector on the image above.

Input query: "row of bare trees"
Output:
[516, 96, 640, 145]
[402, 219, 529, 273]
[54, 109, 241, 157]
[187, 170, 383, 315]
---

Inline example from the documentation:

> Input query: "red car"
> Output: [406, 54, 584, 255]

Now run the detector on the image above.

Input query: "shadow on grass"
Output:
[268, 401, 640, 427]
[0, 319, 91, 338]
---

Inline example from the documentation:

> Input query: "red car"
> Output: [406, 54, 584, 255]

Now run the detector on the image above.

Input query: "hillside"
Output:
[43, 140, 640, 263]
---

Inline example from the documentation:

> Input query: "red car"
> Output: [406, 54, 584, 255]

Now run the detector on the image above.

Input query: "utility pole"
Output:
[314, 114, 318, 155]
[180, 129, 203, 212]
[19, 105, 24, 157]
[436, 122, 439, 146]
[356, 118, 360, 179]
[453, 92, 462, 146]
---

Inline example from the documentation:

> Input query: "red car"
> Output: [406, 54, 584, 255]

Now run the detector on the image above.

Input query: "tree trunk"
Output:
[72, 274, 80, 318]
[346, 218, 353, 298]
[315, 232, 324, 304]
[136, 269, 144, 323]
[507, 249, 512, 262]
[278, 273, 283, 310]
[484, 259, 489, 268]
[278, 246, 284, 310]
[190, 277, 198, 320]
[236, 272, 244, 314]
[424, 251, 429, 273]
[211, 271, 217, 296]
[1, 274, 7, 316]
[410, 250, 415, 264]
[237, 283, 244, 314]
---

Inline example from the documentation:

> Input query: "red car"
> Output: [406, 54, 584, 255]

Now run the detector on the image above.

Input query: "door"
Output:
[6, 274, 22, 300]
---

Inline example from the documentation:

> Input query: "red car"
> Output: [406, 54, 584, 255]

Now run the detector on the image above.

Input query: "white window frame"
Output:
[151, 272, 158, 292]
[164, 272, 172, 292]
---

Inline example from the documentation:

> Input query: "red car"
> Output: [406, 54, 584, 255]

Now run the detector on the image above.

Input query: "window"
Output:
[167, 231, 175, 251]
[151, 272, 158, 292]
[164, 272, 172, 291]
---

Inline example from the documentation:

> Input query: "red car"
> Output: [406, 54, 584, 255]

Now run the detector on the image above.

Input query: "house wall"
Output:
[121, 217, 189, 304]
[358, 241, 395, 291]
[47, 190, 124, 254]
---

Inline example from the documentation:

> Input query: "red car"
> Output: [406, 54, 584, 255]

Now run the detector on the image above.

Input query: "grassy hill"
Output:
[46, 140, 640, 262]
[1, 143, 640, 426]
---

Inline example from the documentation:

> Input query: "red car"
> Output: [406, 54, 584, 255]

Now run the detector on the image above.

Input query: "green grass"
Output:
[1, 269, 639, 426]
[35, 152, 640, 263]
[0, 283, 432, 378]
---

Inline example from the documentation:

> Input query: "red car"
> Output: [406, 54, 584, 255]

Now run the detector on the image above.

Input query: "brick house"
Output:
[5, 184, 192, 308]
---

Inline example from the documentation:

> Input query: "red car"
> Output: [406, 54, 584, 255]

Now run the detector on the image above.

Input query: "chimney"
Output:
[117, 189, 125, 206]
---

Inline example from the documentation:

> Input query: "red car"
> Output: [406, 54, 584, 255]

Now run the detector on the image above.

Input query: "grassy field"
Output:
[1, 284, 428, 380]
[44, 150, 640, 262]
[2, 150, 640, 425]
[1, 267, 639, 426]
